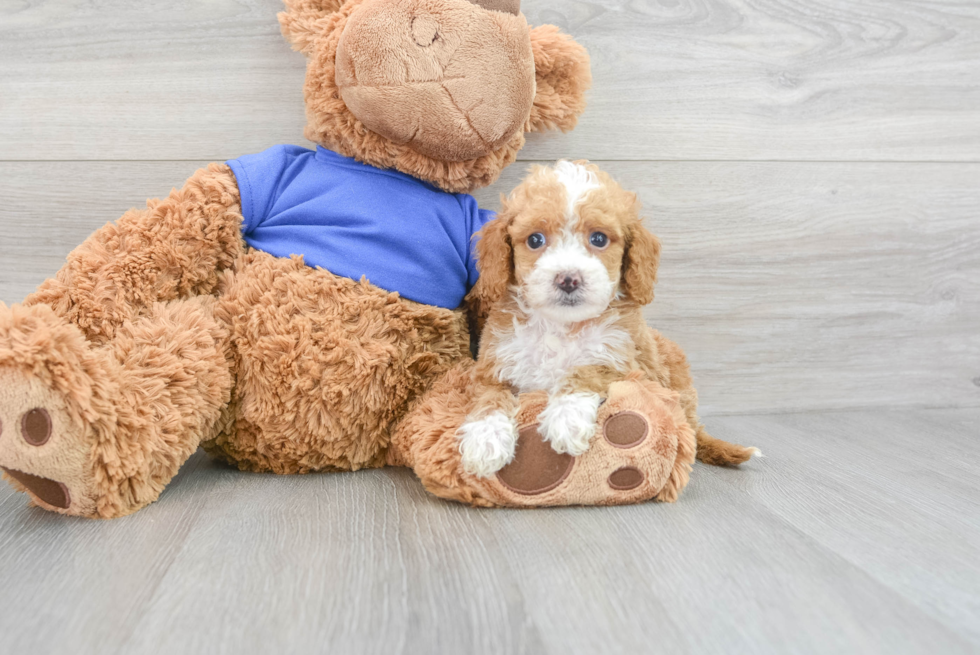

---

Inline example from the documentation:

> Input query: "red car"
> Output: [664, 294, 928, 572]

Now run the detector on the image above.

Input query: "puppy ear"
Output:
[467, 210, 514, 324]
[527, 25, 592, 133]
[621, 219, 661, 306]
[279, 0, 346, 55]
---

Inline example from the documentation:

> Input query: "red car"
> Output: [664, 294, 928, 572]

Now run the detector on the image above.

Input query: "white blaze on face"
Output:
[522, 162, 615, 324]
[553, 160, 600, 223]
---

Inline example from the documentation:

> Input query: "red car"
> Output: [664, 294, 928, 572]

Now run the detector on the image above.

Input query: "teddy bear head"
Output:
[279, 0, 592, 193]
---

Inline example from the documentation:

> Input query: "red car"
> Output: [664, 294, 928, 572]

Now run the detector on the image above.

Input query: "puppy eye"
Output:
[589, 232, 609, 249]
[526, 233, 546, 250]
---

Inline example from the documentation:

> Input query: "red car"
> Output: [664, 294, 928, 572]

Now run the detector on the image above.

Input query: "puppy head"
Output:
[472, 161, 661, 324]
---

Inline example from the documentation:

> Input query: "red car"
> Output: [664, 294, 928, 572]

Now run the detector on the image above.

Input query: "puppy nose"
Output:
[556, 272, 582, 294]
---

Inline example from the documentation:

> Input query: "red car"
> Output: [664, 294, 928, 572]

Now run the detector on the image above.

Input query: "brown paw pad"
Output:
[603, 411, 648, 448]
[1, 467, 71, 509]
[497, 424, 574, 495]
[608, 466, 645, 491]
[21, 408, 53, 446]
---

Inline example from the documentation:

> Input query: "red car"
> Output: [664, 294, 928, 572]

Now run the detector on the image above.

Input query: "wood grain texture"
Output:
[0, 408, 977, 654]
[1, 1, 977, 654]
[2, 160, 977, 414]
[2, 0, 980, 161]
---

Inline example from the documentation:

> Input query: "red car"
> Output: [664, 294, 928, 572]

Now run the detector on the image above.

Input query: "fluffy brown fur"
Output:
[204, 250, 470, 475]
[25, 163, 245, 345]
[0, 295, 233, 518]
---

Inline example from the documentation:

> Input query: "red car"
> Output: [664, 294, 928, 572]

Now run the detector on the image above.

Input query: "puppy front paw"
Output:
[538, 393, 602, 457]
[457, 412, 519, 478]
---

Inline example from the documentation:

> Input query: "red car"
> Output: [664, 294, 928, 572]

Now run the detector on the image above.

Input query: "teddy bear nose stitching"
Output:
[468, 0, 520, 15]
[411, 15, 440, 47]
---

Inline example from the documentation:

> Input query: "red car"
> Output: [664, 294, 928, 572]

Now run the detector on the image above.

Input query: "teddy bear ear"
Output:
[527, 24, 593, 134]
[278, 0, 346, 55]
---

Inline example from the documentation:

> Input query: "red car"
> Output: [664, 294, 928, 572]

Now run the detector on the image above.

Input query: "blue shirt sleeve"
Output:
[227, 145, 309, 235]
[467, 208, 497, 291]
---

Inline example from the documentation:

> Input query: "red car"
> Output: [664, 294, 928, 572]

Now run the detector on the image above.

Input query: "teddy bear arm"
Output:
[23, 163, 246, 345]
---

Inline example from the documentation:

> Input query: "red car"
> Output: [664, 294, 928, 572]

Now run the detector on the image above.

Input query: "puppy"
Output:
[458, 161, 758, 478]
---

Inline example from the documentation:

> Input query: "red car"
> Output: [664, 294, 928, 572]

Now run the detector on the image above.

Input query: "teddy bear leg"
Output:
[490, 378, 697, 505]
[393, 365, 698, 507]
[0, 296, 234, 518]
[22, 163, 245, 346]
[0, 163, 244, 517]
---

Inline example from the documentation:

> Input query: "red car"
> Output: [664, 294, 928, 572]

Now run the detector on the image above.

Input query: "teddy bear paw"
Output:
[481, 380, 698, 506]
[0, 367, 97, 516]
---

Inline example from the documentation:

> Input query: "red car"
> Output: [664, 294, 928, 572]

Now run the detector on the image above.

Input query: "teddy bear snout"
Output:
[334, 0, 534, 162]
[411, 15, 440, 47]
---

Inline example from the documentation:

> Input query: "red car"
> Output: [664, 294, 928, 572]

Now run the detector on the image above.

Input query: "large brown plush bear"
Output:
[0, 0, 751, 518]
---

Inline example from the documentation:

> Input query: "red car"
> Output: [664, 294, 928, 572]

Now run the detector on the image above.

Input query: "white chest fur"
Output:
[492, 315, 632, 393]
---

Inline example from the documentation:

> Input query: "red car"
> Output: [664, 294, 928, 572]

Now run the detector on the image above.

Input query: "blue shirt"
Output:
[226, 145, 494, 309]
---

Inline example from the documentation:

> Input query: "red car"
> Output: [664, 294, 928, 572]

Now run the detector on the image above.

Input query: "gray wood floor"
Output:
[0, 408, 977, 654]
[1, 1, 979, 653]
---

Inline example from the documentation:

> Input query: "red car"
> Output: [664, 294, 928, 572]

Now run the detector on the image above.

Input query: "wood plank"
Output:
[703, 409, 980, 645]
[0, 455, 215, 654]
[1, 409, 977, 654]
[114, 462, 977, 655]
[2, 0, 980, 162]
[2, 160, 977, 414]
[116, 465, 540, 655]
[484, 469, 977, 655]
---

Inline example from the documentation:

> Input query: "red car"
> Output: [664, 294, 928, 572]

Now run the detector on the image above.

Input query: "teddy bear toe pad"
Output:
[603, 410, 649, 448]
[607, 466, 645, 491]
[496, 424, 574, 495]
[0, 467, 71, 509]
[0, 368, 94, 515]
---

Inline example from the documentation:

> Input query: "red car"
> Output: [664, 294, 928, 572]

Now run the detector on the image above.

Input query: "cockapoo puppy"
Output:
[458, 161, 759, 477]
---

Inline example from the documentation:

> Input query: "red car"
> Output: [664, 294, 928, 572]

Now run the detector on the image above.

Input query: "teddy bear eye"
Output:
[526, 233, 546, 250]
[589, 232, 609, 249]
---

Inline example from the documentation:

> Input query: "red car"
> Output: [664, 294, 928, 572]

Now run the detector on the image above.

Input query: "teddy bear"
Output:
[0, 0, 752, 518]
